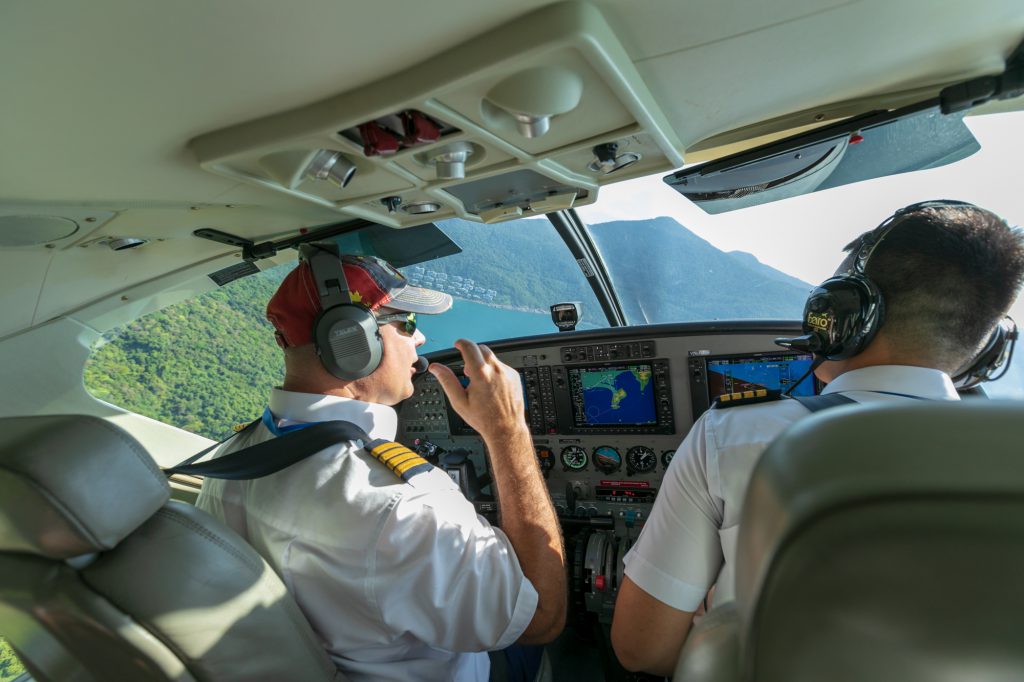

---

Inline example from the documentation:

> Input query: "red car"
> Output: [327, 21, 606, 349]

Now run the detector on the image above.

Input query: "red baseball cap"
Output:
[267, 254, 452, 348]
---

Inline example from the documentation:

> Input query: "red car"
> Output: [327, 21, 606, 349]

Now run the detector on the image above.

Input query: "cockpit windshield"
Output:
[84, 112, 1024, 443]
[397, 217, 608, 353]
[576, 110, 1024, 395]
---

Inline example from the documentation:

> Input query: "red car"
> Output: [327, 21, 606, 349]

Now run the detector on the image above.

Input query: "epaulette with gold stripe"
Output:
[713, 388, 782, 408]
[366, 439, 433, 482]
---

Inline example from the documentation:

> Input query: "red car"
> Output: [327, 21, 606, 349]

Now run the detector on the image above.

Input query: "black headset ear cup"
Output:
[953, 316, 1017, 389]
[803, 274, 885, 361]
[313, 304, 383, 381]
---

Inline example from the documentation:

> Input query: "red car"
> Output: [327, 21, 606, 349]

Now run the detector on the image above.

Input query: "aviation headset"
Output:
[952, 315, 1017, 389]
[301, 243, 384, 381]
[777, 200, 1018, 381]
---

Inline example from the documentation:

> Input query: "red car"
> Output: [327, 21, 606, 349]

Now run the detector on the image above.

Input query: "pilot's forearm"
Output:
[484, 423, 567, 644]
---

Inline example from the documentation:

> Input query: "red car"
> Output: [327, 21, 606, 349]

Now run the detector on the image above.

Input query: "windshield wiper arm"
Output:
[547, 209, 626, 327]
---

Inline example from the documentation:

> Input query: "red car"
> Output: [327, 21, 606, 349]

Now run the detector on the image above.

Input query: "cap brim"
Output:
[387, 284, 453, 314]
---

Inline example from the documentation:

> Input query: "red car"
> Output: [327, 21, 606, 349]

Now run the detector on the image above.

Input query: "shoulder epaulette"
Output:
[366, 438, 433, 482]
[714, 388, 782, 409]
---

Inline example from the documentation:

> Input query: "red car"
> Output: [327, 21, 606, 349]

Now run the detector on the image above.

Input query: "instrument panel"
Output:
[396, 321, 814, 624]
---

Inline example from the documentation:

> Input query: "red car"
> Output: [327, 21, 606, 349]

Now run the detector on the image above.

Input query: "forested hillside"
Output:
[85, 269, 289, 440]
[84, 217, 809, 440]
[587, 217, 808, 321]
[0, 639, 23, 682]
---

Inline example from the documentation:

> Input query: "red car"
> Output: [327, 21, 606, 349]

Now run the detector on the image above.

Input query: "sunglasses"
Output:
[375, 311, 417, 335]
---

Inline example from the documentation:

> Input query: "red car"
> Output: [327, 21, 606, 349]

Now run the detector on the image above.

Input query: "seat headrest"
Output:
[0, 415, 170, 558]
[735, 401, 1024, 681]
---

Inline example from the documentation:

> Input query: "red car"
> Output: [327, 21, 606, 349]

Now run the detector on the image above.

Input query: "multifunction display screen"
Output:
[705, 352, 817, 401]
[568, 363, 658, 427]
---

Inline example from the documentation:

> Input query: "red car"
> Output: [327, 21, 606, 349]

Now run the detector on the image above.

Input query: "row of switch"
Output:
[561, 341, 656, 363]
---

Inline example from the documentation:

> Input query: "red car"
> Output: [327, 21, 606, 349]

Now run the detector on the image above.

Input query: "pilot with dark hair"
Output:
[197, 249, 565, 681]
[611, 201, 1024, 676]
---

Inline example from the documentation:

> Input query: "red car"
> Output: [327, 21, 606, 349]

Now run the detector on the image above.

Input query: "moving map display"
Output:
[568, 363, 658, 427]
[705, 352, 816, 400]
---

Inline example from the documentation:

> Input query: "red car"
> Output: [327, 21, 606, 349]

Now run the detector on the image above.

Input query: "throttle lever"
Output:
[442, 448, 483, 501]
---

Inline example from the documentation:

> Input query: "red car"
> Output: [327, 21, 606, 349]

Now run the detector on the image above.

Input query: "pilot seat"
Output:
[674, 400, 1024, 682]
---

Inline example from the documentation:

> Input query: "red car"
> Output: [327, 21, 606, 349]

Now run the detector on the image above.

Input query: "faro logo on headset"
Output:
[778, 200, 1017, 383]
[806, 312, 833, 332]
[329, 326, 362, 340]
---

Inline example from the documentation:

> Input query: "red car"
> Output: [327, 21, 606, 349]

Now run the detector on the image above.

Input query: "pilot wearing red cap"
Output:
[264, 254, 450, 405]
[197, 249, 565, 682]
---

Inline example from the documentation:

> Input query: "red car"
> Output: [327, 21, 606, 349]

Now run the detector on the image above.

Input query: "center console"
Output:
[396, 322, 815, 626]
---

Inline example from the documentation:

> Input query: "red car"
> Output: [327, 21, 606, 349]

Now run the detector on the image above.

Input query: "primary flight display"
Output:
[705, 352, 817, 398]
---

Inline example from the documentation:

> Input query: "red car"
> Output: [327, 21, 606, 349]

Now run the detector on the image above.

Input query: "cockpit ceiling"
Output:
[1, 0, 1023, 338]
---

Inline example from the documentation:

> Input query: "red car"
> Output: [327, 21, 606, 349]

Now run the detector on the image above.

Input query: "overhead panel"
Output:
[630, 0, 1024, 154]
[188, 2, 682, 228]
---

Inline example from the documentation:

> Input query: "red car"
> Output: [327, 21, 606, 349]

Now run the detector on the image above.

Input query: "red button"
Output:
[595, 575, 606, 591]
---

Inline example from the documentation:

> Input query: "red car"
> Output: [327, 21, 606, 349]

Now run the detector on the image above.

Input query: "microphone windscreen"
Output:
[413, 356, 430, 375]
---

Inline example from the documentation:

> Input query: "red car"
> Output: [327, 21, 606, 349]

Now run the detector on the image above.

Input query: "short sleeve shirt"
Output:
[196, 389, 538, 682]
[623, 365, 960, 612]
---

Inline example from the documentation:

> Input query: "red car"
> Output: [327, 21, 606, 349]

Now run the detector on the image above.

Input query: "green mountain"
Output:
[85, 273, 286, 440]
[584, 217, 808, 321]
[85, 216, 810, 440]
[414, 217, 810, 320]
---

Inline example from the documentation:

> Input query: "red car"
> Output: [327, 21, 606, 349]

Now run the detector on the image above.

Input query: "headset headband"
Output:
[850, 199, 976, 275]
[301, 243, 353, 308]
[777, 199, 984, 365]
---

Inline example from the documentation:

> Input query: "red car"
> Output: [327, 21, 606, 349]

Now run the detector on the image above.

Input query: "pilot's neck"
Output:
[815, 334, 936, 384]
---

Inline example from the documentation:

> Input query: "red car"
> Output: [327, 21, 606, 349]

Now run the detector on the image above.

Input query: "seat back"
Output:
[733, 400, 1024, 682]
[0, 415, 341, 682]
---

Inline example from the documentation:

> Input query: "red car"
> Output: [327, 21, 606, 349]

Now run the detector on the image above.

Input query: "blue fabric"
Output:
[261, 407, 320, 436]
[501, 644, 543, 682]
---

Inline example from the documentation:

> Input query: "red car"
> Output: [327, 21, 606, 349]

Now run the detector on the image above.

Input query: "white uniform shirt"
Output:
[196, 389, 538, 682]
[623, 365, 960, 611]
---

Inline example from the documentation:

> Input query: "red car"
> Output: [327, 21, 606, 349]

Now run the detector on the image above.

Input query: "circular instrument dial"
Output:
[626, 446, 657, 474]
[593, 445, 622, 474]
[661, 450, 675, 468]
[560, 445, 588, 471]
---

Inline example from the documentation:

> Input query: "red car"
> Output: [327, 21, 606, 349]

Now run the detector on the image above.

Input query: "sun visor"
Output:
[664, 103, 980, 215]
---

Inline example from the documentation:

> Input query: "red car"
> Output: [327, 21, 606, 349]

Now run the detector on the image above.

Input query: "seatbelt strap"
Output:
[789, 394, 858, 413]
[164, 418, 431, 482]
[164, 420, 373, 479]
[164, 417, 262, 472]
[790, 390, 929, 413]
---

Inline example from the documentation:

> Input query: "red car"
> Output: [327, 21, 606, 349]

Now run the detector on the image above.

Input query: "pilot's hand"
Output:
[429, 339, 527, 440]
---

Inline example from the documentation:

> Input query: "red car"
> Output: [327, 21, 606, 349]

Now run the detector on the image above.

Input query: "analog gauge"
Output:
[661, 450, 675, 468]
[593, 445, 622, 474]
[560, 445, 588, 471]
[627, 446, 657, 474]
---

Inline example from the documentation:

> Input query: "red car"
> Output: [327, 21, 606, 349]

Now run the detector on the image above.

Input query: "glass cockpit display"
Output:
[689, 350, 821, 418]
[706, 352, 817, 398]
[567, 363, 658, 427]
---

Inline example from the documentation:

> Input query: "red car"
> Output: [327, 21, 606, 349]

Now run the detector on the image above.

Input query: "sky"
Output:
[579, 111, 1024, 324]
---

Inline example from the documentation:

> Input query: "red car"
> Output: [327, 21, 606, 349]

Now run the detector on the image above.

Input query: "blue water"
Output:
[418, 299, 601, 354]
